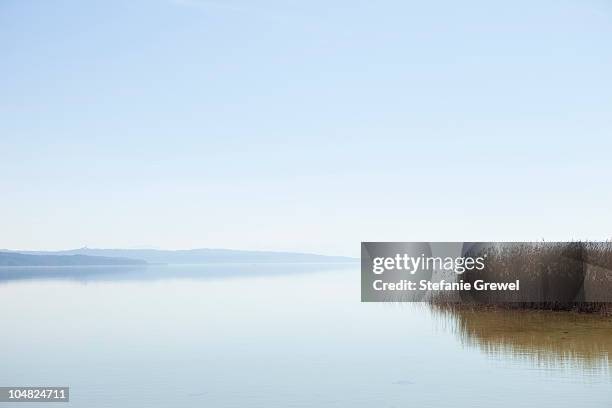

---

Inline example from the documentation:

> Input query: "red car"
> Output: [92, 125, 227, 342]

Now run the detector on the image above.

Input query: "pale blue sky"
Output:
[1, 0, 612, 256]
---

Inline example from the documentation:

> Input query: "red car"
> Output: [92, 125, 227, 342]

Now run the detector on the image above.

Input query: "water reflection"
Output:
[436, 307, 612, 373]
[0, 266, 611, 407]
[0, 262, 357, 283]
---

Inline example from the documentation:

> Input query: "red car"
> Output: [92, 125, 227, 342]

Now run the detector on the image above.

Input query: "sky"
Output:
[1, 0, 612, 256]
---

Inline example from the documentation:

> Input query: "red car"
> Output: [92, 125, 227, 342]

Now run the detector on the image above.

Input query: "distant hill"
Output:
[0, 251, 147, 267]
[18, 248, 357, 265]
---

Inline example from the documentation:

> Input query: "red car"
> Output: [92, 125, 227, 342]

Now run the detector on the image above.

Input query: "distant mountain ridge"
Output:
[12, 248, 357, 265]
[0, 251, 146, 267]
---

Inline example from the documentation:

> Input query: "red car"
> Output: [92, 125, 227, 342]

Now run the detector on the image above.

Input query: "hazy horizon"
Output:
[1, 245, 358, 258]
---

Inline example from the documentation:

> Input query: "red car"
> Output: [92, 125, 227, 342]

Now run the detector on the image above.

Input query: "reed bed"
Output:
[432, 242, 612, 315]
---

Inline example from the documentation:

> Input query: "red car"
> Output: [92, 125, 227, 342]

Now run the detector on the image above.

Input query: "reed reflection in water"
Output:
[435, 308, 612, 374]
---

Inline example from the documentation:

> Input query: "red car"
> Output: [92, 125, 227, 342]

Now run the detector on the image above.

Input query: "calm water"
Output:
[0, 264, 610, 407]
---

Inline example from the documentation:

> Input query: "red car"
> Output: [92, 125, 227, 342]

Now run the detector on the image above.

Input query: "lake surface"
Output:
[0, 264, 610, 407]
